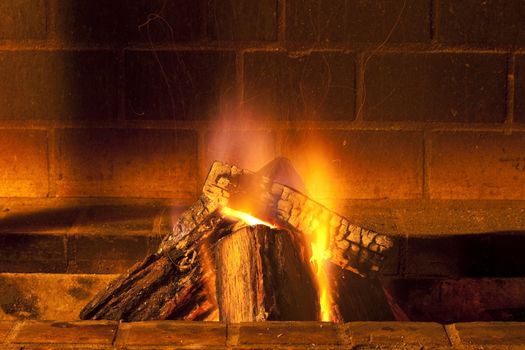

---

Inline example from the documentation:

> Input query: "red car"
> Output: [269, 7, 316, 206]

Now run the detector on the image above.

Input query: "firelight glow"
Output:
[299, 151, 336, 322]
[309, 218, 333, 322]
[221, 207, 276, 228]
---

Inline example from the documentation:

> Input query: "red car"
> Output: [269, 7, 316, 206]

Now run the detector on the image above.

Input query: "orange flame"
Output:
[309, 217, 333, 321]
[221, 207, 276, 228]
[299, 153, 336, 322]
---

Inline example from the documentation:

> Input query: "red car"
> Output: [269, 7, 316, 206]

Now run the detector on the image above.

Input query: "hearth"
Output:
[2, 0, 525, 348]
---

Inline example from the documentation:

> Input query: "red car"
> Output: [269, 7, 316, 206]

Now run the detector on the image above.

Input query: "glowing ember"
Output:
[221, 207, 276, 228]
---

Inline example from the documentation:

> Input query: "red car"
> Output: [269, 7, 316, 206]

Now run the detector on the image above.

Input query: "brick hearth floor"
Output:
[0, 320, 525, 349]
[2, 199, 525, 348]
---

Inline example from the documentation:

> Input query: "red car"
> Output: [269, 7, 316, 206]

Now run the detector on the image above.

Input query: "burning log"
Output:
[80, 160, 397, 322]
[80, 212, 226, 321]
[215, 224, 318, 322]
[167, 161, 395, 277]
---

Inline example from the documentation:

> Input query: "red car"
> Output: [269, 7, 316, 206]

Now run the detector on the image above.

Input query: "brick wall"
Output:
[1, 0, 525, 204]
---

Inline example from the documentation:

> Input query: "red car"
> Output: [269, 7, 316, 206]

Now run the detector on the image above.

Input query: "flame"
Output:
[309, 218, 333, 322]
[221, 207, 276, 228]
[298, 151, 336, 322]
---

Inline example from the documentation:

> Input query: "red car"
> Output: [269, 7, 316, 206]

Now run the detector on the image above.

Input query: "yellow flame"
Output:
[298, 151, 336, 322]
[309, 218, 333, 322]
[221, 207, 276, 228]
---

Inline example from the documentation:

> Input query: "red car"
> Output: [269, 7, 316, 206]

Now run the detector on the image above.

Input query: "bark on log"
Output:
[328, 263, 395, 321]
[214, 224, 318, 322]
[81, 160, 397, 322]
[80, 211, 228, 321]
[163, 161, 395, 277]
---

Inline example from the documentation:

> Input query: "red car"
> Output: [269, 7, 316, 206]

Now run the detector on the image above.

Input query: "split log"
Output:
[80, 211, 228, 321]
[214, 224, 318, 322]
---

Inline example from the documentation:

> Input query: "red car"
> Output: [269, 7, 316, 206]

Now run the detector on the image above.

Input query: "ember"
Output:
[221, 207, 276, 228]
[80, 160, 395, 322]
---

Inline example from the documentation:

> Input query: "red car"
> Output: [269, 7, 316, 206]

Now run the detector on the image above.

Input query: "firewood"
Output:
[81, 160, 397, 322]
[214, 224, 318, 322]
[328, 264, 395, 321]
[80, 211, 228, 321]
[172, 161, 396, 277]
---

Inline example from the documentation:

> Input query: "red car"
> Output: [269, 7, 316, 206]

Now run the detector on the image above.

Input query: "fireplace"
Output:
[1, 0, 525, 348]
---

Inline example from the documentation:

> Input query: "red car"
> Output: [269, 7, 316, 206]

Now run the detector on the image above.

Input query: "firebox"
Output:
[1, 0, 525, 348]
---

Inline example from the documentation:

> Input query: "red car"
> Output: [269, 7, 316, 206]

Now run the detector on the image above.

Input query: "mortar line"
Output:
[277, 0, 287, 44]
[65, 207, 88, 273]
[111, 321, 121, 347]
[354, 52, 366, 121]
[117, 49, 126, 122]
[2, 42, 524, 53]
[431, 0, 439, 43]
[113, 320, 127, 348]
[444, 324, 464, 348]
[422, 130, 429, 200]
[226, 323, 240, 347]
[4, 320, 23, 345]
[236, 50, 245, 108]
[46, 0, 59, 45]
[403, 235, 411, 277]
[506, 53, 516, 126]
[3, 120, 525, 132]
[201, 0, 208, 42]
[47, 127, 57, 198]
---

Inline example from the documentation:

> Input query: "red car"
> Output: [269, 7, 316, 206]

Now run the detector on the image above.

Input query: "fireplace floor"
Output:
[0, 320, 524, 348]
[1, 198, 525, 323]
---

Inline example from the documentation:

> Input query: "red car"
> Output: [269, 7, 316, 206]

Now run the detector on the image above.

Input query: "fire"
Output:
[221, 207, 276, 228]
[299, 153, 336, 322]
[309, 218, 333, 322]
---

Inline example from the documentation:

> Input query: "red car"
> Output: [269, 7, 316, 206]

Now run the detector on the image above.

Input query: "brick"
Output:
[280, 130, 423, 199]
[244, 51, 356, 120]
[72, 205, 162, 236]
[56, 0, 203, 44]
[455, 322, 525, 346]
[286, 0, 430, 43]
[0, 130, 48, 197]
[0, 234, 66, 273]
[238, 322, 338, 345]
[0, 201, 80, 234]
[13, 320, 117, 345]
[385, 278, 525, 324]
[116, 321, 226, 347]
[363, 53, 507, 122]
[0, 0, 46, 40]
[67, 234, 149, 274]
[392, 201, 525, 236]
[515, 55, 525, 123]
[0, 51, 118, 120]
[428, 132, 525, 200]
[207, 0, 277, 41]
[406, 233, 525, 278]
[405, 237, 461, 277]
[438, 0, 525, 46]
[0, 273, 116, 321]
[125, 50, 236, 120]
[0, 321, 14, 342]
[204, 130, 276, 173]
[342, 322, 449, 347]
[56, 128, 198, 198]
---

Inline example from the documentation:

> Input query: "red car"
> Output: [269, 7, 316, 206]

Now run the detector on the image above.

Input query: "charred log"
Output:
[80, 212, 227, 321]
